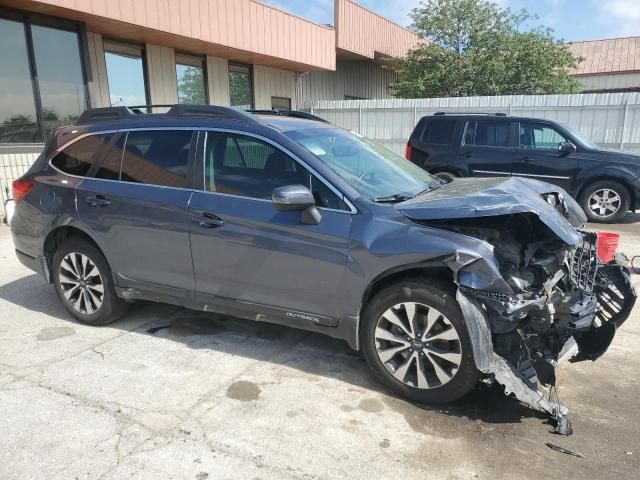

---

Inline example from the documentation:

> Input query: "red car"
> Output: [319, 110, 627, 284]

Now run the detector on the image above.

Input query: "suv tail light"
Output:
[405, 144, 412, 160]
[12, 178, 35, 204]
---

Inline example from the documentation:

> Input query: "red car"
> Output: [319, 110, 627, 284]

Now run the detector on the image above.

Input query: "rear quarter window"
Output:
[51, 133, 113, 176]
[421, 119, 457, 145]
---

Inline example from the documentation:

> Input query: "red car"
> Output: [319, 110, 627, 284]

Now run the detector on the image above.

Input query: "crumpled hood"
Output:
[396, 177, 586, 246]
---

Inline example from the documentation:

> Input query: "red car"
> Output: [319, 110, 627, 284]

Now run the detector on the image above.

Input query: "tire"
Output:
[579, 180, 630, 223]
[361, 279, 479, 404]
[434, 171, 458, 182]
[52, 238, 128, 326]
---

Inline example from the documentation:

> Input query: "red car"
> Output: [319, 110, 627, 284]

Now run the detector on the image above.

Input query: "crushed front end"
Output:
[437, 215, 635, 434]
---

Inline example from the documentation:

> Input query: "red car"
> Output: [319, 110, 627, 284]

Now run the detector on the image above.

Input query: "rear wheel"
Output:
[52, 238, 127, 325]
[579, 180, 630, 223]
[361, 280, 479, 404]
[434, 171, 458, 182]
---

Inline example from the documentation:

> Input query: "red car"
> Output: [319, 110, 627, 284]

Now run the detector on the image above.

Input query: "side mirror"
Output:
[272, 185, 322, 225]
[558, 141, 576, 156]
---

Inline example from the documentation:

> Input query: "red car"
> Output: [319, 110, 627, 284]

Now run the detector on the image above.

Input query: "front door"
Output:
[189, 131, 352, 322]
[461, 120, 515, 177]
[511, 122, 579, 191]
[76, 129, 196, 298]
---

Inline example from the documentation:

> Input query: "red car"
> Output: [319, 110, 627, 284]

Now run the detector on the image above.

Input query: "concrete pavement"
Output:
[1, 217, 639, 480]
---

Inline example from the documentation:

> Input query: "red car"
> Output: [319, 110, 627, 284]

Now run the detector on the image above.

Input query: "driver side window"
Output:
[204, 132, 348, 210]
[519, 123, 567, 150]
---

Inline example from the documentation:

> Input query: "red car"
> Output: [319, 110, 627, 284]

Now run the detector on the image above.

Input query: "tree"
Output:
[177, 66, 207, 104]
[391, 0, 582, 98]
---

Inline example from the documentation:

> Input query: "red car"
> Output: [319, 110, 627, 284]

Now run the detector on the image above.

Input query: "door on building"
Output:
[460, 120, 516, 177]
[511, 121, 579, 191]
[189, 130, 352, 320]
[271, 96, 291, 110]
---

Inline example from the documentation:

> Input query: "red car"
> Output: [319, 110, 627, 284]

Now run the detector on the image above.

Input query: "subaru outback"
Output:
[11, 105, 636, 433]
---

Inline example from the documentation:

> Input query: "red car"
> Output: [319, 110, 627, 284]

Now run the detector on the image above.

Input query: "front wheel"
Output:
[579, 180, 630, 223]
[52, 238, 128, 326]
[361, 280, 479, 404]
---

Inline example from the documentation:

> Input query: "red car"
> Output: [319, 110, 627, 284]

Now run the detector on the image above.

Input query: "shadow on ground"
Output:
[0, 273, 549, 433]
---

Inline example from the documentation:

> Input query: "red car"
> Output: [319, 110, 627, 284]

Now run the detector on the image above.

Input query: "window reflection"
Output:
[0, 17, 40, 143]
[176, 54, 206, 104]
[105, 43, 148, 108]
[31, 24, 87, 136]
[229, 64, 253, 109]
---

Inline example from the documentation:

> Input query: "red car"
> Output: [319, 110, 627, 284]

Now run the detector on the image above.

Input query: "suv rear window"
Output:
[422, 119, 456, 145]
[464, 121, 511, 147]
[51, 133, 113, 176]
[120, 130, 193, 188]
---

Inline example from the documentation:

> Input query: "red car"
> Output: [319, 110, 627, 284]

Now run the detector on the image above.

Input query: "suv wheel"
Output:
[52, 238, 127, 325]
[361, 280, 479, 404]
[580, 180, 630, 223]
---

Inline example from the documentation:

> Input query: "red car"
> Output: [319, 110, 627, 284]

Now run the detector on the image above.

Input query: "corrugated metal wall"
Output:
[1, 151, 41, 222]
[253, 66, 298, 109]
[298, 61, 398, 109]
[146, 44, 179, 105]
[313, 93, 640, 156]
[576, 73, 640, 92]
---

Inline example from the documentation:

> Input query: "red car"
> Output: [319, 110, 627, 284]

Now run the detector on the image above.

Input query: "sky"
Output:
[262, 0, 640, 42]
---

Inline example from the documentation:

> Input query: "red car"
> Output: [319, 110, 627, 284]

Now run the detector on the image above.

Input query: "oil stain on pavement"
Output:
[226, 381, 261, 401]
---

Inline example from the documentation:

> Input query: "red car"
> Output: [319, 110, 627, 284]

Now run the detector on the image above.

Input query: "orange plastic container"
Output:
[597, 232, 620, 263]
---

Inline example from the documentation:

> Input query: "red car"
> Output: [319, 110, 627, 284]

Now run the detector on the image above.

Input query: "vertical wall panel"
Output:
[86, 32, 110, 107]
[207, 56, 230, 106]
[146, 44, 178, 105]
[253, 66, 297, 110]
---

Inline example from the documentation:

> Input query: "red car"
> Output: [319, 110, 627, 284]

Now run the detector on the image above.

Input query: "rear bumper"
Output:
[15, 249, 51, 283]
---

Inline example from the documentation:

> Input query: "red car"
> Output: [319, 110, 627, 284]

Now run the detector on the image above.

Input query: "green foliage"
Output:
[177, 66, 207, 105]
[391, 0, 582, 98]
[229, 71, 252, 108]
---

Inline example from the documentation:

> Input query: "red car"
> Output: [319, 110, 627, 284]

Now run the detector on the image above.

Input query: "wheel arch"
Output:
[576, 176, 636, 212]
[43, 226, 108, 281]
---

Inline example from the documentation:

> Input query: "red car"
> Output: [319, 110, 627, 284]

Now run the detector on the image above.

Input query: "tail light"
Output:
[12, 178, 35, 204]
[405, 144, 412, 160]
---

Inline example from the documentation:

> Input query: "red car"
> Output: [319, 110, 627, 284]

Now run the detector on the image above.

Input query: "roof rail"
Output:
[433, 111, 508, 117]
[76, 104, 264, 125]
[247, 109, 329, 123]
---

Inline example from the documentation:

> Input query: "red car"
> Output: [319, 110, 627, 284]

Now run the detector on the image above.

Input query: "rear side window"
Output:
[51, 133, 113, 176]
[422, 119, 456, 145]
[120, 130, 193, 187]
[464, 121, 511, 147]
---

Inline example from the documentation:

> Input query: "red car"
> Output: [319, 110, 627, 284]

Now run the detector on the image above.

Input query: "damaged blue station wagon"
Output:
[11, 105, 636, 434]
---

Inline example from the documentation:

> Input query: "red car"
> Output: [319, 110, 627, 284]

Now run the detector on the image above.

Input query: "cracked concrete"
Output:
[1, 219, 639, 480]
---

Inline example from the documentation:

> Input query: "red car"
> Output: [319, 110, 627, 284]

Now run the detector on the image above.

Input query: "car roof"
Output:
[428, 114, 559, 123]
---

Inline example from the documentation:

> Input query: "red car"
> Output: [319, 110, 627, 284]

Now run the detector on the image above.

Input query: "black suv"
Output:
[10, 105, 636, 433]
[406, 113, 640, 223]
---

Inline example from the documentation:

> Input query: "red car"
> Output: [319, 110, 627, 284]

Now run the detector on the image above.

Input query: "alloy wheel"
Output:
[374, 302, 462, 389]
[588, 188, 622, 218]
[58, 252, 104, 315]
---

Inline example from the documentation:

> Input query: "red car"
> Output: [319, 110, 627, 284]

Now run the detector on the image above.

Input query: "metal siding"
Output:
[86, 32, 111, 107]
[206, 56, 230, 106]
[298, 61, 398, 109]
[314, 93, 640, 156]
[146, 44, 178, 105]
[253, 66, 298, 110]
[576, 73, 640, 91]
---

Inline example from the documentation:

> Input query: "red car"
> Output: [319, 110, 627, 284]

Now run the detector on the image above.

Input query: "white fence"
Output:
[311, 93, 640, 156]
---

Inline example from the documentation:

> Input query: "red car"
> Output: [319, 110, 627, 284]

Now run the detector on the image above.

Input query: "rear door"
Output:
[189, 130, 352, 322]
[410, 117, 460, 172]
[76, 129, 196, 299]
[511, 121, 579, 191]
[460, 120, 515, 177]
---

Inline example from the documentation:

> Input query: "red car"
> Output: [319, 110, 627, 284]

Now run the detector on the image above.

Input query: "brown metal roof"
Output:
[567, 36, 640, 76]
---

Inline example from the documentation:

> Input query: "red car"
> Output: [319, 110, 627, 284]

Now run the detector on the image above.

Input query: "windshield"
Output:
[563, 124, 600, 150]
[285, 127, 441, 201]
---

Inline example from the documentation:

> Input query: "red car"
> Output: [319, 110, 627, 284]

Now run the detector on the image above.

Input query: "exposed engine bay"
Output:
[424, 212, 636, 435]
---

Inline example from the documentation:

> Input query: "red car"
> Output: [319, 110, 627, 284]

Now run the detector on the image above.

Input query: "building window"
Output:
[0, 11, 87, 144]
[176, 53, 207, 105]
[228, 63, 253, 109]
[104, 41, 148, 109]
[271, 97, 291, 110]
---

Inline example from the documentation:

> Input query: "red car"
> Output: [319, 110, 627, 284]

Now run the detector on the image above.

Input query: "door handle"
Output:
[460, 152, 471, 158]
[519, 156, 533, 163]
[192, 212, 224, 228]
[85, 194, 111, 207]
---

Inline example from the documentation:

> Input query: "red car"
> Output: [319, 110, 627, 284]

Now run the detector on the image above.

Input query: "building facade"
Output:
[568, 36, 640, 93]
[0, 0, 420, 217]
